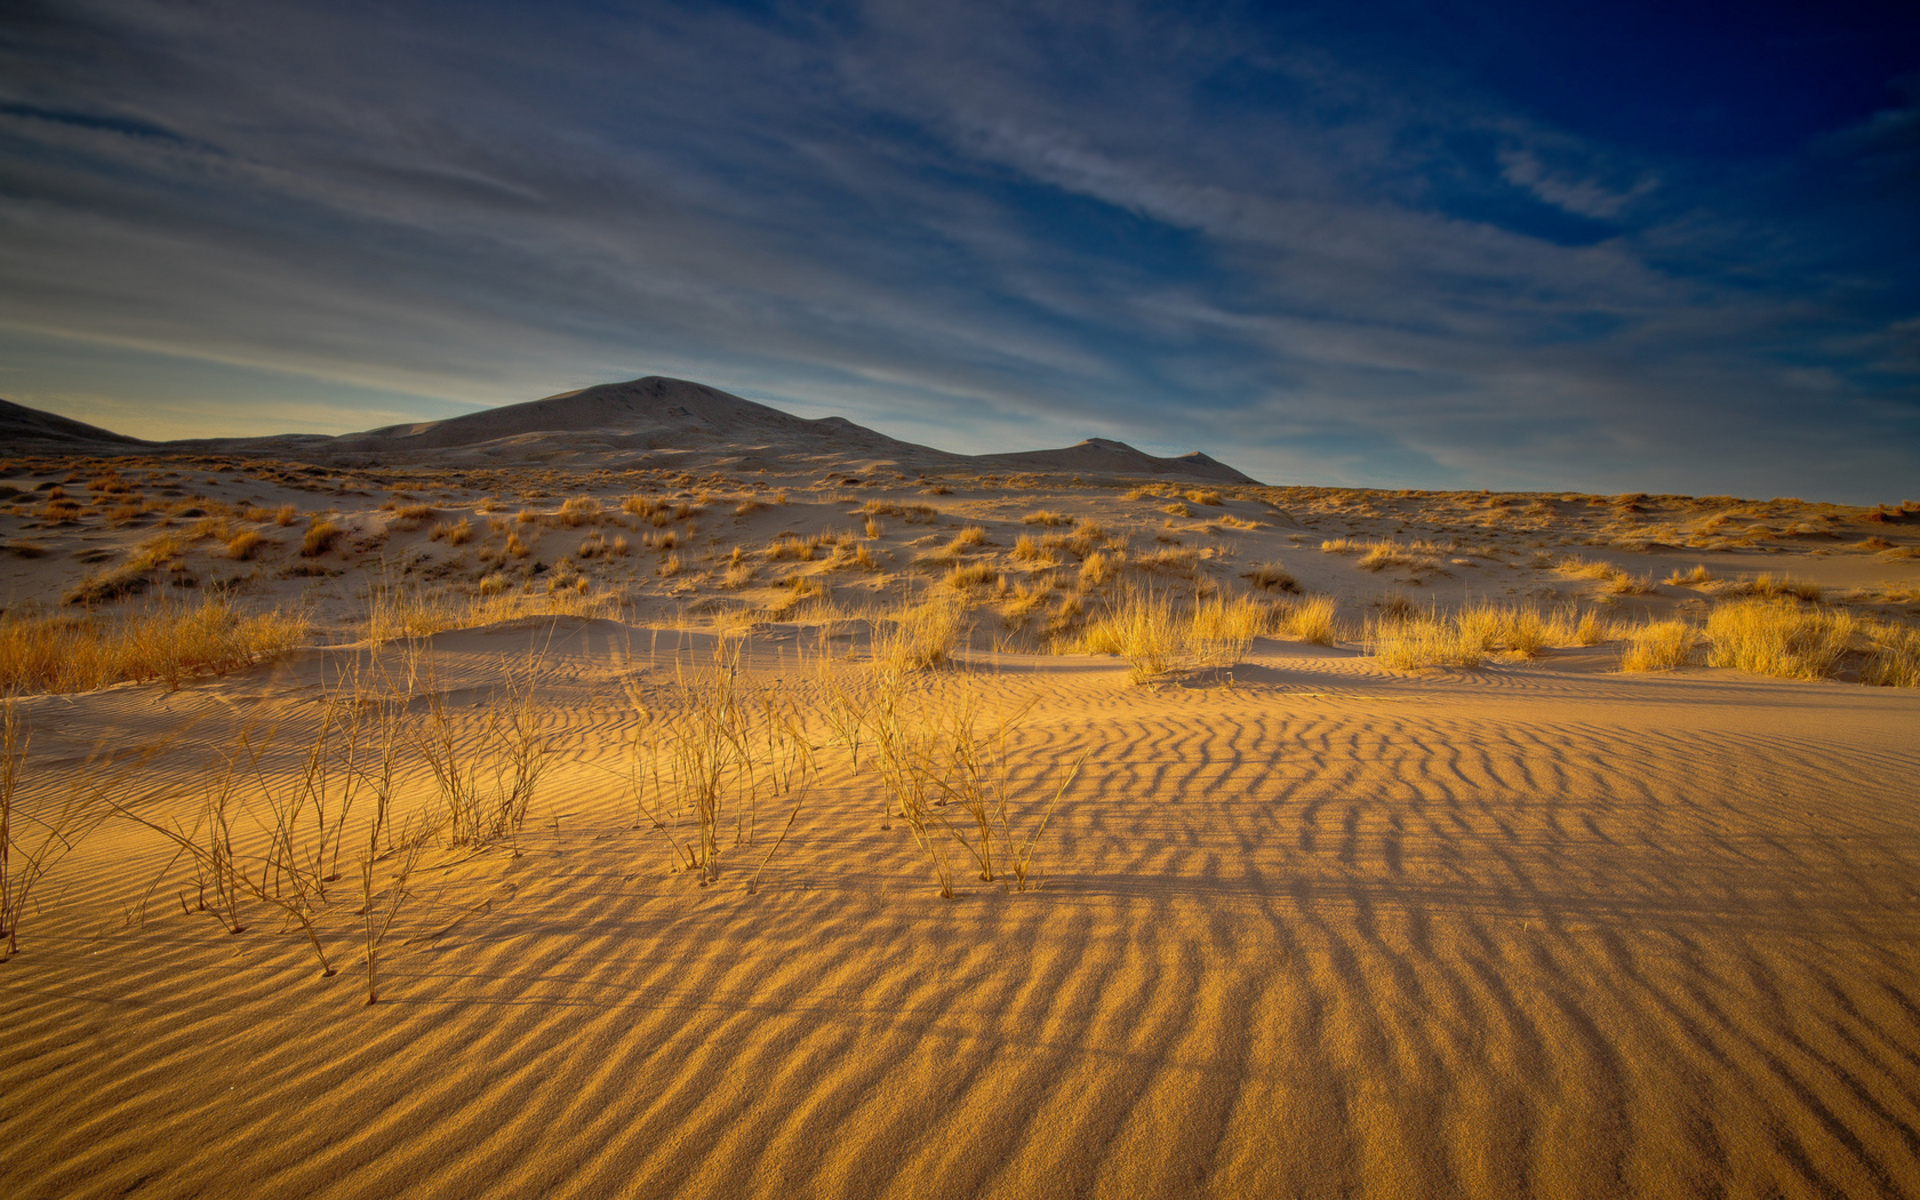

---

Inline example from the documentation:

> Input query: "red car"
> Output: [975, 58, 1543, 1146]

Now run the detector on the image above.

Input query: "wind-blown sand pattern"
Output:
[5, 619, 1918, 1199]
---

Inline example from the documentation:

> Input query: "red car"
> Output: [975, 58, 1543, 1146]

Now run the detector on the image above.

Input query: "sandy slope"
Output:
[5, 620, 1918, 1199]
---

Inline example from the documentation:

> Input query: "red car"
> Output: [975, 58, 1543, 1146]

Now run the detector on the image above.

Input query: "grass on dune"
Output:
[1368, 602, 1617, 670]
[0, 598, 310, 693]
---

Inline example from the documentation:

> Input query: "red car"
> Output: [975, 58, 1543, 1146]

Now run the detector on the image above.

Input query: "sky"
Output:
[1, 0, 1917, 501]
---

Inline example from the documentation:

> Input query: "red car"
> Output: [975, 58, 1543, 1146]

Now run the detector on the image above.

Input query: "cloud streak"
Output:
[0, 0, 1913, 499]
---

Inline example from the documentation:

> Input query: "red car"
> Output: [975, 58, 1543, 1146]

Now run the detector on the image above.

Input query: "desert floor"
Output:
[3, 459, 1920, 1197]
[2, 618, 1917, 1199]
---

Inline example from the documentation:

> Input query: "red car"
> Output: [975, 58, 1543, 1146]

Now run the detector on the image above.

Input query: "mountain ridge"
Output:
[0, 377, 1260, 484]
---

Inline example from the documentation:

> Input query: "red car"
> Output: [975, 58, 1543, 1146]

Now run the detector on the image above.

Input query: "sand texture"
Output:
[5, 620, 1919, 1199]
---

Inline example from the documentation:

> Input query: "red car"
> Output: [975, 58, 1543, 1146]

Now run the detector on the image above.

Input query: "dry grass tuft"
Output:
[1078, 551, 1115, 588]
[301, 520, 344, 558]
[226, 529, 269, 560]
[873, 599, 965, 673]
[1242, 561, 1299, 592]
[945, 561, 999, 591]
[0, 599, 309, 693]
[1862, 621, 1920, 687]
[1620, 619, 1696, 673]
[430, 518, 473, 545]
[1272, 595, 1338, 645]
[1073, 589, 1181, 682]
[1705, 600, 1855, 681]
[1022, 510, 1071, 526]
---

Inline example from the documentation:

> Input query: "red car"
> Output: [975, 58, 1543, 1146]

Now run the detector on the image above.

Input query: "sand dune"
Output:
[4, 621, 1918, 1198]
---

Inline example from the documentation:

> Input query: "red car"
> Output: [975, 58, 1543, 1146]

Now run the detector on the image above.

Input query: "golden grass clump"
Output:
[301, 520, 344, 557]
[558, 496, 603, 526]
[944, 561, 999, 591]
[388, 504, 436, 530]
[1705, 600, 1855, 681]
[1620, 619, 1696, 673]
[1242, 561, 1299, 592]
[1188, 595, 1268, 666]
[1357, 541, 1442, 574]
[1184, 489, 1224, 506]
[1133, 546, 1198, 576]
[1320, 538, 1358, 554]
[430, 518, 473, 545]
[874, 599, 965, 673]
[865, 516, 884, 539]
[1367, 607, 1486, 670]
[1078, 550, 1115, 589]
[1717, 573, 1823, 603]
[1862, 621, 1920, 687]
[1022, 510, 1071, 526]
[766, 534, 821, 562]
[226, 529, 268, 560]
[0, 599, 309, 693]
[1073, 589, 1180, 682]
[1666, 564, 1714, 586]
[1272, 595, 1337, 645]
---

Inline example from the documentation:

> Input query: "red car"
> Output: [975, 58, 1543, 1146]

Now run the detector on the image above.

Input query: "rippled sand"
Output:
[5, 620, 1918, 1198]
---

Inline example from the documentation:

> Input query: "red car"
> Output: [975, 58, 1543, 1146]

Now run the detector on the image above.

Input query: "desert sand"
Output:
[3, 381, 1919, 1198]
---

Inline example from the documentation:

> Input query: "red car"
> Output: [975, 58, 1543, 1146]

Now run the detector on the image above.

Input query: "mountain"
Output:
[0, 397, 147, 450]
[979, 436, 1257, 485]
[1, 377, 1261, 484]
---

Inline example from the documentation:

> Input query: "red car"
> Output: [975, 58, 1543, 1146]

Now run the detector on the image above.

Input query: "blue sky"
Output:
[1, 0, 1916, 501]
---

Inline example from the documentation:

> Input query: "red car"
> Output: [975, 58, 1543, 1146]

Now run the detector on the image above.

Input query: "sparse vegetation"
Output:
[0, 599, 310, 693]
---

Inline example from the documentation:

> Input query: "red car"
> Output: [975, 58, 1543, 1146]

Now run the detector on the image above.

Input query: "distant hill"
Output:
[0, 377, 1261, 484]
[0, 397, 147, 450]
[980, 436, 1256, 485]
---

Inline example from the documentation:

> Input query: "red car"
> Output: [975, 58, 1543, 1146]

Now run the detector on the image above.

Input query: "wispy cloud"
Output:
[0, 0, 1912, 499]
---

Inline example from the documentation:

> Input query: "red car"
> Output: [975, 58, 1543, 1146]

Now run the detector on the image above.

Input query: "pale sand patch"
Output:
[3, 621, 1918, 1198]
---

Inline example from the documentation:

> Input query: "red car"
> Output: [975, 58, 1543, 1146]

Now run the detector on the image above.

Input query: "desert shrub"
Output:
[0, 599, 309, 693]
[1188, 595, 1268, 665]
[1074, 589, 1179, 682]
[1367, 608, 1486, 670]
[1022, 510, 1071, 526]
[1185, 490, 1224, 506]
[1620, 619, 1696, 672]
[430, 518, 472, 545]
[1133, 546, 1198, 575]
[1242, 561, 1299, 592]
[1273, 595, 1337, 645]
[559, 496, 603, 526]
[226, 530, 268, 560]
[945, 561, 999, 591]
[1012, 535, 1055, 565]
[1666, 564, 1714, 586]
[766, 535, 820, 561]
[1717, 573, 1823, 603]
[301, 520, 344, 557]
[874, 599, 965, 672]
[389, 504, 436, 530]
[1862, 621, 1920, 687]
[1358, 541, 1442, 574]
[1078, 551, 1115, 588]
[1705, 600, 1855, 680]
